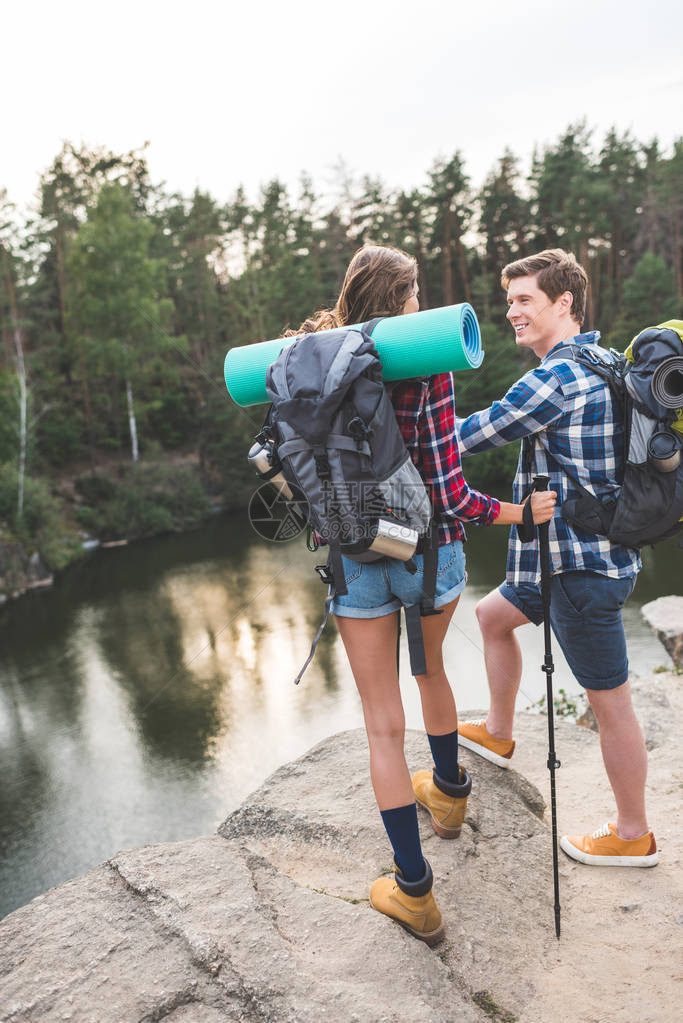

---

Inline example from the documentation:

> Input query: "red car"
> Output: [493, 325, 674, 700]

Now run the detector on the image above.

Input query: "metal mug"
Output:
[367, 518, 419, 560]
[647, 429, 681, 472]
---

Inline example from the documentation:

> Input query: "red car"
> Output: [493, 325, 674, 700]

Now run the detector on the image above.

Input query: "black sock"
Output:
[379, 804, 424, 882]
[427, 729, 459, 784]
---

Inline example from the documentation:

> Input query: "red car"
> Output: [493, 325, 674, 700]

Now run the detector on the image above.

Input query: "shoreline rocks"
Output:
[641, 595, 683, 668]
[1, 682, 681, 1023]
[0, 729, 552, 1023]
[0, 541, 53, 606]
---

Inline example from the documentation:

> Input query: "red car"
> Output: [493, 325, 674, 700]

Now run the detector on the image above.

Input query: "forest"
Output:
[0, 123, 681, 578]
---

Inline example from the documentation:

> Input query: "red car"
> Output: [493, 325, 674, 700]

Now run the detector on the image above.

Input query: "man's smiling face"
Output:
[505, 274, 573, 357]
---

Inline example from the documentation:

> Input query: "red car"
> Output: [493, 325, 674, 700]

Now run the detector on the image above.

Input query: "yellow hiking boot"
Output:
[458, 719, 515, 769]
[560, 822, 658, 867]
[412, 766, 472, 838]
[369, 858, 445, 946]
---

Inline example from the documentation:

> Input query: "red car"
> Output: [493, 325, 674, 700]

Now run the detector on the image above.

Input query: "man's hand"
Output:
[528, 489, 557, 524]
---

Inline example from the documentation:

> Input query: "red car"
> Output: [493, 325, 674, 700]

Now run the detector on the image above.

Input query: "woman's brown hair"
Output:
[286, 244, 418, 336]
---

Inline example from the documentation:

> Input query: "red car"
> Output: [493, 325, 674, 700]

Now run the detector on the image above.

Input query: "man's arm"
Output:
[457, 364, 566, 455]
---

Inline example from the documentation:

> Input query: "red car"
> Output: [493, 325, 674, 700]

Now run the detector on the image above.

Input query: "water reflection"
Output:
[95, 585, 224, 765]
[0, 514, 679, 919]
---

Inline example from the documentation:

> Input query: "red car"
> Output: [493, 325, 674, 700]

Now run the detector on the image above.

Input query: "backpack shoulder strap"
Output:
[361, 316, 384, 339]
[266, 340, 295, 401]
[521, 343, 626, 481]
[544, 342, 627, 422]
[321, 328, 375, 398]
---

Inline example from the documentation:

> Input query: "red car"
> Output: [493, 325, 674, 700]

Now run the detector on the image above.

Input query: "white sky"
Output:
[3, 0, 682, 215]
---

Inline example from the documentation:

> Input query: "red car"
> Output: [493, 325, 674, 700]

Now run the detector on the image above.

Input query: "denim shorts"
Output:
[499, 571, 637, 690]
[331, 539, 467, 619]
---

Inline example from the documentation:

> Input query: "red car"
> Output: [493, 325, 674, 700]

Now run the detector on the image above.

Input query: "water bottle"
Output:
[247, 441, 294, 499]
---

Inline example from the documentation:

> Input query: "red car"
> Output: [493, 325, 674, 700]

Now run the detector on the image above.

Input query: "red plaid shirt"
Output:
[391, 373, 501, 544]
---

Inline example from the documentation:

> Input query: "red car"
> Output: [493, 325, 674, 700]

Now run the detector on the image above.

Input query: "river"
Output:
[0, 515, 679, 918]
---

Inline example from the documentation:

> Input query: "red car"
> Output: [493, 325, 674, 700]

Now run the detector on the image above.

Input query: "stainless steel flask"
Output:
[366, 517, 419, 560]
[247, 441, 294, 499]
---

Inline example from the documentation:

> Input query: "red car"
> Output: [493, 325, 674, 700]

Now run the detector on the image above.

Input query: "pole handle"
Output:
[518, 473, 551, 544]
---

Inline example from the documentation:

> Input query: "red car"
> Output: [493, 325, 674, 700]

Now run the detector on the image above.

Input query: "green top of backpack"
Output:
[625, 319, 683, 434]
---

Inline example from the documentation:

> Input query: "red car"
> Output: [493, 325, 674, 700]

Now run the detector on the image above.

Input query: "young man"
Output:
[457, 248, 658, 867]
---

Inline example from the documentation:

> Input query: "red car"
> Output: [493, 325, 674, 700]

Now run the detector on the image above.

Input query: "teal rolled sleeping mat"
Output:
[224, 303, 484, 407]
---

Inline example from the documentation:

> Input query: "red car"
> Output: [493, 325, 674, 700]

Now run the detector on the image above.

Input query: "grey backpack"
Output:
[551, 326, 683, 548]
[251, 323, 440, 682]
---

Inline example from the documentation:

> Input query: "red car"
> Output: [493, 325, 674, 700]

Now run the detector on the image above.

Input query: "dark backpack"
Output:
[250, 323, 440, 682]
[551, 324, 683, 549]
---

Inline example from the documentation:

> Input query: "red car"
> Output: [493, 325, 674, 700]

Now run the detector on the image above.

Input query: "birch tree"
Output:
[67, 184, 174, 462]
[0, 194, 30, 518]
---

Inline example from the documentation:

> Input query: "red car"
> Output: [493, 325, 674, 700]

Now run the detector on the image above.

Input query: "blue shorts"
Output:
[331, 540, 467, 619]
[499, 571, 637, 691]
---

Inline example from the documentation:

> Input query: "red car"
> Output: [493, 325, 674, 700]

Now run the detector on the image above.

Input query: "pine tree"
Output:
[426, 153, 472, 305]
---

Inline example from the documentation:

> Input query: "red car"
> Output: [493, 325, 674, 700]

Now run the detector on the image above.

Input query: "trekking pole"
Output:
[533, 473, 562, 939]
[396, 616, 401, 677]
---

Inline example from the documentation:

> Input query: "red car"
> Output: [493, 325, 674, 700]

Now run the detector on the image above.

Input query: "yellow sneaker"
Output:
[369, 858, 445, 946]
[412, 766, 472, 838]
[458, 719, 515, 769]
[560, 822, 658, 867]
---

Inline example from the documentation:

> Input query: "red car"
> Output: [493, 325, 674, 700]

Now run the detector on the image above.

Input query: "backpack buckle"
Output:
[315, 564, 334, 585]
[314, 452, 331, 479]
[348, 416, 369, 450]
[579, 345, 604, 367]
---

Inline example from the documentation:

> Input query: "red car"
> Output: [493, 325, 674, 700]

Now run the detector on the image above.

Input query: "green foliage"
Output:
[478, 149, 531, 296]
[472, 990, 517, 1022]
[607, 252, 680, 348]
[653, 663, 682, 676]
[75, 472, 117, 504]
[66, 182, 178, 458]
[34, 402, 87, 467]
[198, 377, 260, 507]
[0, 464, 81, 570]
[527, 688, 587, 720]
[75, 464, 212, 541]
[0, 371, 17, 464]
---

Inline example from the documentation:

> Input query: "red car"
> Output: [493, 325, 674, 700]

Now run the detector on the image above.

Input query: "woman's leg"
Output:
[335, 609, 426, 881]
[411, 597, 471, 836]
[414, 596, 460, 735]
[334, 610, 412, 811]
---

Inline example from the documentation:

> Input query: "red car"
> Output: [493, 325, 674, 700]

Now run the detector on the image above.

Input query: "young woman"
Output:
[292, 244, 556, 945]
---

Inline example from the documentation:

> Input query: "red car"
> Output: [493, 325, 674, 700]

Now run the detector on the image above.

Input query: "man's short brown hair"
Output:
[501, 249, 588, 325]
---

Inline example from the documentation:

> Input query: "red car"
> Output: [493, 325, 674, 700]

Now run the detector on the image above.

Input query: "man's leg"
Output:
[547, 571, 656, 865]
[560, 678, 655, 863]
[586, 681, 648, 839]
[474, 587, 532, 739]
[458, 586, 536, 768]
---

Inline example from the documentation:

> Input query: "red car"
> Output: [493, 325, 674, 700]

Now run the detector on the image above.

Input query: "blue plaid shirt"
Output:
[457, 331, 642, 585]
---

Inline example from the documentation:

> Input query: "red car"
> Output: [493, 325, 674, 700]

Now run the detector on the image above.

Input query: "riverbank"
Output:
[0, 454, 251, 604]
